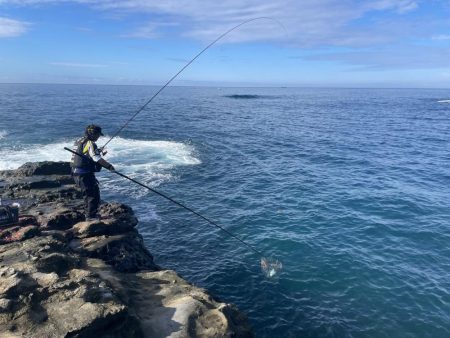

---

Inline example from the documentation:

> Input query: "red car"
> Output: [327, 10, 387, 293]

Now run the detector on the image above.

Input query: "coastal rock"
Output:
[0, 161, 253, 337]
[70, 230, 158, 272]
[37, 207, 84, 230]
[14, 161, 71, 177]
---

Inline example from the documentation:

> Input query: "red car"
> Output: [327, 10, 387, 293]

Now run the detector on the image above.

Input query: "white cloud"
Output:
[91, 0, 424, 47]
[365, 0, 418, 13]
[0, 17, 30, 38]
[120, 22, 178, 39]
[432, 34, 450, 40]
[0, 0, 429, 46]
[50, 62, 108, 68]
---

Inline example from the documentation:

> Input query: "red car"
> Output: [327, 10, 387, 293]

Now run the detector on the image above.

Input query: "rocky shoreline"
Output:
[0, 162, 253, 337]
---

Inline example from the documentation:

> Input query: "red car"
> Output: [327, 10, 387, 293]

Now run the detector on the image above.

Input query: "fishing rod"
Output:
[101, 16, 286, 150]
[64, 147, 264, 256]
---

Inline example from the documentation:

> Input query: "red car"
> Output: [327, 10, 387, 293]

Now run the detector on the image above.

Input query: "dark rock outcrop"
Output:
[0, 162, 253, 337]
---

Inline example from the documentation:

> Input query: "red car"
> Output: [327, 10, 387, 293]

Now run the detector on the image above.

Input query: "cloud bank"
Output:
[0, 0, 424, 45]
[2, 0, 450, 71]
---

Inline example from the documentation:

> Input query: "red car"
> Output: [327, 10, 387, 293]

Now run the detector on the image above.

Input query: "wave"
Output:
[0, 136, 201, 190]
[437, 100, 450, 103]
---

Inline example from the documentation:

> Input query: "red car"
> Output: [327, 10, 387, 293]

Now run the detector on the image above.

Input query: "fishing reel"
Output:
[98, 147, 108, 156]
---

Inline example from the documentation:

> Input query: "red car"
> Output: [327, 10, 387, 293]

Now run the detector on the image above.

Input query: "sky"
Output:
[1, 0, 450, 88]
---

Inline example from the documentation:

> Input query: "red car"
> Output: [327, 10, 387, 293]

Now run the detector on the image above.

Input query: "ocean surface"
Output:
[1, 83, 449, 337]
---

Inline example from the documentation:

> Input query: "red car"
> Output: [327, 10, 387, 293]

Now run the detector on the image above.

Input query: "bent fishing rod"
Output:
[101, 17, 285, 151]
[64, 147, 264, 257]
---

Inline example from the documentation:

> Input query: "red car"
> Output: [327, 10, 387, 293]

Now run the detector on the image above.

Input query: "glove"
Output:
[107, 164, 115, 171]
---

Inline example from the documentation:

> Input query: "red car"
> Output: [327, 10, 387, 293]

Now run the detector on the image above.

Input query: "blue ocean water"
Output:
[1, 83, 449, 337]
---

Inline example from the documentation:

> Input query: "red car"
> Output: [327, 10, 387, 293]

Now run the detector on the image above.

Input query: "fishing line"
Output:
[65, 147, 282, 277]
[90, 17, 286, 277]
[101, 16, 286, 150]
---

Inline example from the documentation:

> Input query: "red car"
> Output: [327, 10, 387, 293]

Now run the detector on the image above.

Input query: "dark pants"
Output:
[73, 173, 100, 219]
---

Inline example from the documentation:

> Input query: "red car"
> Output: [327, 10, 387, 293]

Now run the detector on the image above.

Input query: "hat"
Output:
[86, 124, 104, 136]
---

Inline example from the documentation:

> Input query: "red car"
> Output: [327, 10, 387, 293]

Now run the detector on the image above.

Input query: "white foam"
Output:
[438, 100, 450, 103]
[106, 137, 201, 168]
[0, 136, 201, 189]
[0, 131, 7, 140]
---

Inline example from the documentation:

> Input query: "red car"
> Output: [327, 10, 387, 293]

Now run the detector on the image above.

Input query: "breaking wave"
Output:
[0, 136, 201, 190]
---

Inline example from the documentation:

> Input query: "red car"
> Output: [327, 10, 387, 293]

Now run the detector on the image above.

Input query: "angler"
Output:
[70, 124, 115, 221]
[65, 17, 285, 276]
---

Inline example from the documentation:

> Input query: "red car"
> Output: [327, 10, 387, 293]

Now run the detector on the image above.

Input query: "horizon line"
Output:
[0, 81, 449, 91]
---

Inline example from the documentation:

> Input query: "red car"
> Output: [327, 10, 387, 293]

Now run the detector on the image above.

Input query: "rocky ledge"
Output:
[0, 162, 252, 338]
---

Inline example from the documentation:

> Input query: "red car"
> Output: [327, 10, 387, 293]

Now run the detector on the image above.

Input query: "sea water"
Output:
[1, 83, 449, 337]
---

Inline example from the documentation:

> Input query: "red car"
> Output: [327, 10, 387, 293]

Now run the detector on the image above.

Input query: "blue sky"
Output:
[1, 0, 450, 87]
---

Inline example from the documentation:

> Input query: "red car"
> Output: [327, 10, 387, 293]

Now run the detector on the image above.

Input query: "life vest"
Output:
[70, 137, 102, 173]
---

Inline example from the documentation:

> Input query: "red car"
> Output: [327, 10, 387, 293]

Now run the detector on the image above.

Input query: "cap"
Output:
[86, 124, 104, 136]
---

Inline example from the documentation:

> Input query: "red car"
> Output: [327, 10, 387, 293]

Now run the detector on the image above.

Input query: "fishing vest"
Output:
[70, 137, 102, 173]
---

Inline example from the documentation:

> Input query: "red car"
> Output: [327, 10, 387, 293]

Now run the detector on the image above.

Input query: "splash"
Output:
[0, 136, 200, 190]
[0, 130, 7, 140]
[261, 257, 283, 278]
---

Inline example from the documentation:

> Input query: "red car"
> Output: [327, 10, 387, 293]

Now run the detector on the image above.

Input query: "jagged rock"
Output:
[99, 202, 135, 218]
[31, 272, 59, 287]
[0, 225, 40, 244]
[0, 162, 254, 337]
[70, 231, 159, 273]
[72, 218, 134, 238]
[72, 217, 137, 239]
[13, 161, 71, 177]
[10, 225, 40, 242]
[35, 252, 78, 274]
[18, 216, 38, 227]
[88, 263, 253, 338]
[0, 267, 37, 298]
[37, 207, 84, 230]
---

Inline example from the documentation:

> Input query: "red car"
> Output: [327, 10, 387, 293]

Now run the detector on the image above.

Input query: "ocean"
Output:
[1, 83, 449, 337]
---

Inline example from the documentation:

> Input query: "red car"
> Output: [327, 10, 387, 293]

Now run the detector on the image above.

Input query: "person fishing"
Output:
[64, 17, 284, 277]
[70, 124, 115, 221]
